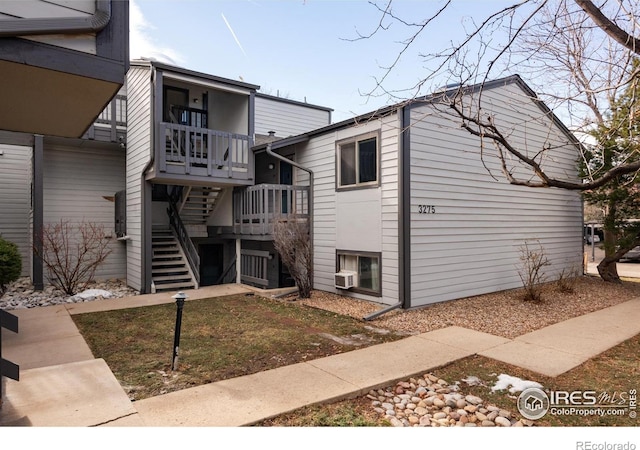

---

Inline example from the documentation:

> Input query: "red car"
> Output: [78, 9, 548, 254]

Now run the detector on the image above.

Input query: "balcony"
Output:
[233, 183, 310, 235]
[83, 94, 127, 143]
[156, 122, 253, 184]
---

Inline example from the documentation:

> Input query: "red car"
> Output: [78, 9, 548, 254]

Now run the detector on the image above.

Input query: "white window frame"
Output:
[336, 131, 380, 190]
[336, 250, 382, 297]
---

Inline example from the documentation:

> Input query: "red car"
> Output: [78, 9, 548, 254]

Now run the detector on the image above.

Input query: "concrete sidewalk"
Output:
[1, 286, 639, 427]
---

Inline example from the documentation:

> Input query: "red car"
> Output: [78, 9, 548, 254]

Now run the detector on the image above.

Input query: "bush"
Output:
[0, 236, 22, 298]
[273, 217, 313, 299]
[35, 220, 112, 295]
[517, 240, 550, 302]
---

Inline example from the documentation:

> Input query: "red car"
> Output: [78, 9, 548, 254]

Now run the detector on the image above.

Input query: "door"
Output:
[199, 244, 224, 286]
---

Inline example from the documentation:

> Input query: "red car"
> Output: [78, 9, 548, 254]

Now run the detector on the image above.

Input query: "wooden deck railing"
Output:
[233, 183, 310, 235]
[158, 122, 252, 181]
[240, 249, 270, 287]
[84, 94, 127, 142]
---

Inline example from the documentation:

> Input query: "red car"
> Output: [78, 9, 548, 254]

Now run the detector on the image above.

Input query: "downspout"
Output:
[265, 142, 314, 288]
[364, 105, 409, 321]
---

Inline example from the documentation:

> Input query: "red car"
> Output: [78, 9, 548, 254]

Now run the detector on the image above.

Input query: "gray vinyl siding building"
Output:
[0, 0, 129, 138]
[255, 93, 333, 138]
[43, 144, 126, 280]
[124, 64, 154, 291]
[0, 144, 32, 276]
[404, 83, 583, 306]
[259, 75, 583, 309]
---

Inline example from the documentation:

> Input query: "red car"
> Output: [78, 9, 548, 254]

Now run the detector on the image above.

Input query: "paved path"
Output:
[1, 285, 639, 427]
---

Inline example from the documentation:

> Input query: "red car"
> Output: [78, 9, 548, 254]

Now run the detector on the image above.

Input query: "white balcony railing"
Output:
[233, 183, 310, 235]
[157, 122, 253, 181]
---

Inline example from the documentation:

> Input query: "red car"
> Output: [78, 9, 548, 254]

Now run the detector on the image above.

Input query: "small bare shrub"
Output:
[555, 266, 581, 294]
[35, 220, 112, 295]
[272, 217, 312, 299]
[517, 240, 551, 302]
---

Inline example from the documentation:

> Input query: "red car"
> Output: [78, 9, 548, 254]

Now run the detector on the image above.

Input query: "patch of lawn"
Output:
[72, 293, 404, 401]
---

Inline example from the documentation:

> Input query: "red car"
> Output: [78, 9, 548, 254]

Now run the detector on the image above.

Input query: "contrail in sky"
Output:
[221, 13, 247, 57]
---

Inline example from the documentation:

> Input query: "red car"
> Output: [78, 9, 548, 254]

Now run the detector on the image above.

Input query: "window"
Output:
[337, 133, 379, 189]
[337, 250, 381, 296]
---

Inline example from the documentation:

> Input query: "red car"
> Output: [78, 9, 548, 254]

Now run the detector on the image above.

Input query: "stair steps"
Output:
[151, 228, 197, 292]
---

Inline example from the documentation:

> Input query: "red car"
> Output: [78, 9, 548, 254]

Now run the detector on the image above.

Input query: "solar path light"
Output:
[171, 291, 188, 371]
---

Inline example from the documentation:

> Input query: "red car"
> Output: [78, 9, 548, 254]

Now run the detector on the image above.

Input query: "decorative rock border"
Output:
[0, 277, 138, 310]
[367, 373, 535, 427]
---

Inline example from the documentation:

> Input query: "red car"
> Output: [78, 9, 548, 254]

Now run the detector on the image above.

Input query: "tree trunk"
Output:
[598, 201, 621, 283]
[597, 257, 621, 283]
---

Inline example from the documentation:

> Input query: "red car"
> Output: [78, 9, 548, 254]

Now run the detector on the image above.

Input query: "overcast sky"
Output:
[129, 0, 524, 122]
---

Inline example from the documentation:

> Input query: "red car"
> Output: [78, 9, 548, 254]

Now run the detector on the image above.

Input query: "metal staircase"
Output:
[151, 228, 197, 292]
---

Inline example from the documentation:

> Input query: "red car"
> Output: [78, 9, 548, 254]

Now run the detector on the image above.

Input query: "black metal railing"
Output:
[170, 105, 208, 129]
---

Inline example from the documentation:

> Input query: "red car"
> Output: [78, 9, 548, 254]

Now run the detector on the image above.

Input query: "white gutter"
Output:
[0, 0, 111, 36]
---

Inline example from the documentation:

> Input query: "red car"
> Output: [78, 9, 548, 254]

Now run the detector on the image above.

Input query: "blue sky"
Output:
[130, 0, 520, 122]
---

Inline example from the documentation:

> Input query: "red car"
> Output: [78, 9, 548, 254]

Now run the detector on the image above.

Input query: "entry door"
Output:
[199, 244, 224, 286]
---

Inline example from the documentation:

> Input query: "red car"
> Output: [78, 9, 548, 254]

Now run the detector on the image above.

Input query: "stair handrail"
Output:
[167, 196, 201, 286]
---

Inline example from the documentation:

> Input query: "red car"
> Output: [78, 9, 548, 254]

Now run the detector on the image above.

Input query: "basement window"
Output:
[336, 250, 381, 296]
[336, 132, 379, 189]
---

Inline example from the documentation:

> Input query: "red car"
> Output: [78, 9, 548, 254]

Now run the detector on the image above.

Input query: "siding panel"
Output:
[297, 117, 401, 306]
[0, 144, 32, 276]
[43, 144, 126, 281]
[125, 65, 153, 291]
[408, 83, 583, 307]
[255, 95, 331, 138]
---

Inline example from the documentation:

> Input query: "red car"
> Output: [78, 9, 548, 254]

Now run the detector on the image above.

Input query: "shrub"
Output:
[555, 266, 581, 294]
[0, 236, 22, 298]
[517, 240, 550, 302]
[272, 217, 313, 299]
[35, 220, 112, 295]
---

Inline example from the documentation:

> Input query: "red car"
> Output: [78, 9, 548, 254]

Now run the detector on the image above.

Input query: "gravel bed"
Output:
[294, 275, 640, 339]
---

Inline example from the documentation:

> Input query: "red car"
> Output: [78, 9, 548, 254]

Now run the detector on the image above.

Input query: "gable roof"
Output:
[252, 74, 582, 151]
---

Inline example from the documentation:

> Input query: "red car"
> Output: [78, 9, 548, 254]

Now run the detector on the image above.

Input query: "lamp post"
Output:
[171, 291, 188, 371]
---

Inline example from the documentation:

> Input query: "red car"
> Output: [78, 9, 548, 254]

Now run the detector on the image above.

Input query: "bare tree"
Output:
[272, 217, 313, 299]
[355, 0, 640, 281]
[354, 0, 640, 184]
[35, 220, 112, 295]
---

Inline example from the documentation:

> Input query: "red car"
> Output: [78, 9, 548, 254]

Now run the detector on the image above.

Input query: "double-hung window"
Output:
[337, 132, 379, 189]
[337, 250, 381, 296]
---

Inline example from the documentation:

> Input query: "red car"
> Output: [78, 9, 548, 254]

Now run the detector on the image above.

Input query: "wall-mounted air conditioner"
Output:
[334, 271, 357, 289]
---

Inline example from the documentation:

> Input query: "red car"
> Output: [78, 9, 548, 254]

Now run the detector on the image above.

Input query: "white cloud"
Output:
[129, 0, 184, 65]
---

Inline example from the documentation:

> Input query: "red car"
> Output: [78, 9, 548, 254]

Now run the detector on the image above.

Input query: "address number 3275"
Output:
[417, 205, 436, 214]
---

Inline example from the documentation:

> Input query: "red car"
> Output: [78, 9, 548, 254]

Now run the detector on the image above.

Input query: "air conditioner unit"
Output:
[335, 271, 357, 289]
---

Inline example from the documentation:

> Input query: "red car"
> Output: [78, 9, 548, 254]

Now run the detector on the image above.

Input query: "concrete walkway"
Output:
[1, 285, 639, 427]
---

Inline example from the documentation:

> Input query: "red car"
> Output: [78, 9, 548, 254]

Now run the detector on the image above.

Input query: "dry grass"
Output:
[293, 275, 640, 339]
